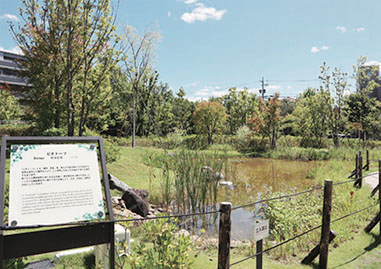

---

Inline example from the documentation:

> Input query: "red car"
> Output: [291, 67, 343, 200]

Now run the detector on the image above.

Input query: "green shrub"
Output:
[84, 129, 120, 163]
[0, 124, 34, 136]
[126, 218, 194, 269]
[41, 127, 66, 136]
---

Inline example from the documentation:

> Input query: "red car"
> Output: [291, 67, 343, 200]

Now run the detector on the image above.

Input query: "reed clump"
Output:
[147, 149, 228, 214]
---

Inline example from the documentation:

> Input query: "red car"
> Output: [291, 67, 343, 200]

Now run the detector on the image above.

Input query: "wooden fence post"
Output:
[256, 239, 263, 269]
[356, 154, 359, 179]
[218, 202, 232, 269]
[358, 155, 363, 188]
[366, 150, 369, 171]
[319, 179, 333, 269]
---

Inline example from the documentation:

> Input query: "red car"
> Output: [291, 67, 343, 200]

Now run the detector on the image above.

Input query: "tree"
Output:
[121, 25, 161, 147]
[10, 0, 119, 135]
[249, 93, 281, 149]
[291, 89, 332, 148]
[192, 101, 227, 145]
[345, 56, 381, 141]
[0, 84, 23, 121]
[319, 62, 349, 147]
[219, 87, 258, 134]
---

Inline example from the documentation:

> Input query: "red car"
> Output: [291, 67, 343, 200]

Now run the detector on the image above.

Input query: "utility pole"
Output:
[259, 77, 269, 99]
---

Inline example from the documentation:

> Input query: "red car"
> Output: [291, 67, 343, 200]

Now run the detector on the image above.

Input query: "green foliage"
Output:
[11, 0, 119, 135]
[264, 188, 321, 258]
[218, 87, 259, 134]
[0, 86, 23, 121]
[41, 127, 67, 136]
[250, 93, 281, 149]
[291, 88, 332, 148]
[2, 258, 26, 269]
[84, 129, 120, 163]
[193, 101, 227, 145]
[127, 219, 194, 268]
[0, 124, 34, 136]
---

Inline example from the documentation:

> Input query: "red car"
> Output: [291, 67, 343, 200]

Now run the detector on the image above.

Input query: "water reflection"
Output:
[187, 158, 321, 240]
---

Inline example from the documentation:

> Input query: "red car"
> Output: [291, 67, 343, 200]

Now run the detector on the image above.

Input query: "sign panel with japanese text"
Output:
[8, 144, 105, 226]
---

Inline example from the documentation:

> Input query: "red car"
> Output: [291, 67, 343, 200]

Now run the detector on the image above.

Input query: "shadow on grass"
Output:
[329, 232, 380, 268]
[305, 232, 381, 268]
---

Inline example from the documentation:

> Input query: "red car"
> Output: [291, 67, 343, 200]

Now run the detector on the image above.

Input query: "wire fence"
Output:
[1, 151, 379, 269]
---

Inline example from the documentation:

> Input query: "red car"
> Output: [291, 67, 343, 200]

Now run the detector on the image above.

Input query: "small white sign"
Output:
[254, 219, 269, 241]
[8, 144, 105, 226]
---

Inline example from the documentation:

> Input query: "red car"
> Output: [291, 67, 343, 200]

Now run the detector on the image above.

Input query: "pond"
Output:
[186, 157, 322, 240]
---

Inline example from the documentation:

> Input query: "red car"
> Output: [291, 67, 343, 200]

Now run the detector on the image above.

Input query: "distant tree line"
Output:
[4, 0, 381, 148]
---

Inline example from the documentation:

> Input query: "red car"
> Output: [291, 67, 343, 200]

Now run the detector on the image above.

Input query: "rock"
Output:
[134, 189, 149, 201]
[108, 174, 131, 193]
[122, 189, 149, 217]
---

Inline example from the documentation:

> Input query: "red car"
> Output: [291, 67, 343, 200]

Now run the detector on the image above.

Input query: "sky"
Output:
[1, 0, 381, 100]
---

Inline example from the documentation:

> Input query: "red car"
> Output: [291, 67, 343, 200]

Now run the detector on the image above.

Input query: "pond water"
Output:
[187, 158, 322, 240]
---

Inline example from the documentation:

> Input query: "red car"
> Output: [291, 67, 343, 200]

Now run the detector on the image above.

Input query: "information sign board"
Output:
[254, 219, 269, 241]
[8, 144, 105, 226]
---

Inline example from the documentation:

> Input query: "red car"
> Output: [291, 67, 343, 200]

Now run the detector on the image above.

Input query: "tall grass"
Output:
[263, 159, 378, 259]
[145, 149, 228, 214]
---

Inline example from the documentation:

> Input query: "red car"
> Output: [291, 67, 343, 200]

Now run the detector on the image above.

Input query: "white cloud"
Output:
[310, 46, 319, 53]
[355, 27, 365, 32]
[194, 88, 210, 96]
[184, 0, 198, 4]
[190, 85, 227, 99]
[181, 3, 227, 23]
[168, 12, 171, 17]
[0, 13, 19, 21]
[311, 46, 329, 53]
[336, 26, 346, 33]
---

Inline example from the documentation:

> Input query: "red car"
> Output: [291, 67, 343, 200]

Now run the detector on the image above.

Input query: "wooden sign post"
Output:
[0, 137, 115, 268]
[254, 219, 269, 269]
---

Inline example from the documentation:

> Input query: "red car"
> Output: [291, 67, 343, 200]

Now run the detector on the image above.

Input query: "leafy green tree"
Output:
[292, 89, 332, 148]
[250, 93, 281, 149]
[10, 0, 119, 135]
[192, 101, 227, 145]
[345, 56, 381, 141]
[0, 85, 23, 121]
[172, 87, 195, 134]
[219, 87, 258, 134]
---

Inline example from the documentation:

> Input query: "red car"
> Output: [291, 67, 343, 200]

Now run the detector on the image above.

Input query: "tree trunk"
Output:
[66, 0, 74, 136]
[132, 88, 136, 148]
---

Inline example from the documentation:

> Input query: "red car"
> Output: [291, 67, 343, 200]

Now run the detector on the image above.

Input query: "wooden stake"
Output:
[319, 179, 333, 269]
[218, 202, 232, 269]
[379, 160, 381, 236]
[356, 154, 359, 179]
[364, 212, 381, 233]
[359, 155, 363, 188]
[366, 150, 369, 171]
[301, 230, 337, 265]
[256, 239, 263, 269]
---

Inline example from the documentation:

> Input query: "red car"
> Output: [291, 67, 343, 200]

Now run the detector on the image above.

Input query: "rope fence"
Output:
[1, 151, 379, 269]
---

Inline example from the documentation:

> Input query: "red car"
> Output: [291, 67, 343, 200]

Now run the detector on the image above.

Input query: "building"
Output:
[0, 49, 30, 103]
[358, 64, 381, 101]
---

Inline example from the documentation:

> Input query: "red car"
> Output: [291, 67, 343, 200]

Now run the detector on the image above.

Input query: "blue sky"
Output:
[1, 0, 381, 100]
